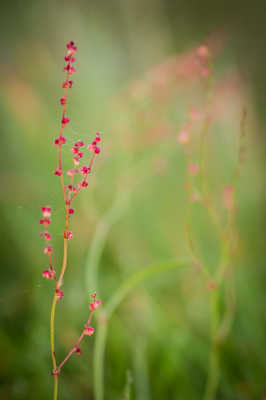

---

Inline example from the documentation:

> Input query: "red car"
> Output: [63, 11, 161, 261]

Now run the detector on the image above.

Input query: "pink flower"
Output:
[197, 45, 210, 58]
[89, 299, 102, 311]
[75, 141, 84, 147]
[206, 281, 217, 291]
[40, 218, 51, 226]
[60, 97, 67, 105]
[75, 347, 82, 355]
[56, 289, 64, 301]
[223, 186, 234, 210]
[189, 108, 201, 121]
[84, 325, 95, 336]
[44, 245, 53, 254]
[73, 156, 81, 166]
[72, 146, 79, 154]
[81, 181, 88, 188]
[64, 230, 73, 240]
[80, 166, 90, 175]
[42, 269, 55, 279]
[62, 117, 70, 126]
[41, 206, 51, 218]
[54, 137, 66, 145]
[62, 80, 73, 89]
[40, 232, 51, 240]
[88, 132, 102, 154]
[188, 163, 199, 176]
[54, 168, 63, 176]
[64, 64, 77, 74]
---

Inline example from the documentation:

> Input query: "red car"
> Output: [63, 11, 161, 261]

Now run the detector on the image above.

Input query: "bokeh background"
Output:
[1, 1, 266, 399]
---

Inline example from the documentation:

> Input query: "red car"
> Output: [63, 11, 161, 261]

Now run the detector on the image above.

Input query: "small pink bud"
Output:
[62, 117, 70, 126]
[73, 156, 80, 166]
[56, 289, 64, 301]
[75, 347, 82, 355]
[62, 80, 73, 89]
[80, 166, 90, 175]
[54, 168, 63, 176]
[95, 136, 101, 142]
[40, 218, 51, 226]
[42, 269, 55, 279]
[89, 300, 102, 311]
[69, 208, 74, 214]
[84, 325, 95, 336]
[44, 245, 53, 255]
[40, 232, 51, 240]
[60, 97, 67, 105]
[64, 230, 73, 240]
[72, 147, 79, 154]
[41, 206, 52, 218]
[54, 137, 66, 145]
[95, 146, 100, 154]
[78, 152, 84, 158]
[81, 181, 88, 187]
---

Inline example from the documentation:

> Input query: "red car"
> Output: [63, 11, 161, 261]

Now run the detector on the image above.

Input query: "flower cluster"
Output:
[39, 41, 102, 383]
[40, 207, 55, 280]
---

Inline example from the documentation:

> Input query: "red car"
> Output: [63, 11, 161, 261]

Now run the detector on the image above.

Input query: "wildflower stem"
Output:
[93, 258, 189, 400]
[50, 293, 58, 400]
[56, 310, 94, 373]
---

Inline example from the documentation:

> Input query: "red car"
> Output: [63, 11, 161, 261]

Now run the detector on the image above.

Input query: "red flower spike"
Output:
[84, 325, 95, 336]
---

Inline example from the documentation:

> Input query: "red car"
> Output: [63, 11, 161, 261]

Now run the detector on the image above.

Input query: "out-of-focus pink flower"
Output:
[223, 186, 234, 210]
[197, 45, 210, 58]
[189, 108, 201, 121]
[188, 163, 199, 176]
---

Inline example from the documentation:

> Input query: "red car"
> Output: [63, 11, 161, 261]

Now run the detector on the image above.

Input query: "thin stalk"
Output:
[93, 258, 189, 400]
[204, 290, 220, 400]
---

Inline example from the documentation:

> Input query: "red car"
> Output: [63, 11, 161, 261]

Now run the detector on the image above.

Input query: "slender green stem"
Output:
[93, 259, 189, 400]
[204, 289, 220, 400]
[53, 375, 58, 400]
[50, 293, 58, 400]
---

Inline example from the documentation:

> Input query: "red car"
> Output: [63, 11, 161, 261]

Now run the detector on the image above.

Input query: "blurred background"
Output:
[1, 1, 266, 399]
